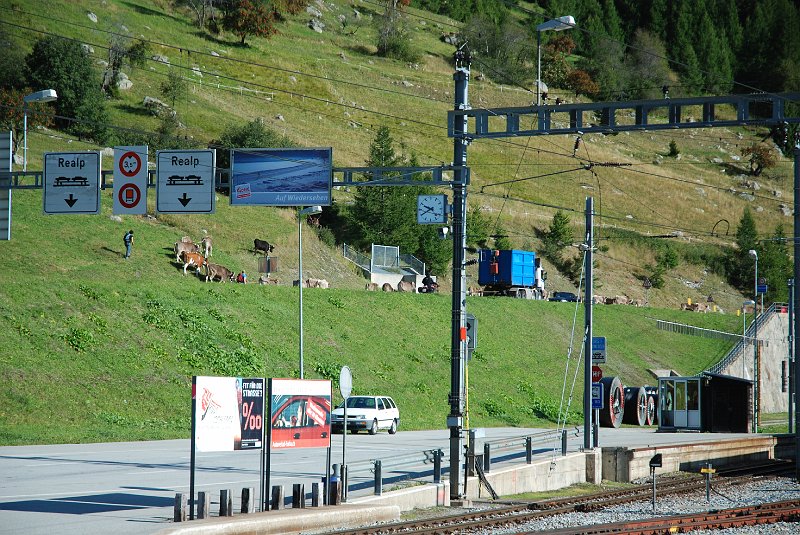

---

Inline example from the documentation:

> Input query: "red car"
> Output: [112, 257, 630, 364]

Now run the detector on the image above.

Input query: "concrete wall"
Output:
[470, 451, 588, 500]
[720, 310, 790, 413]
[602, 436, 777, 482]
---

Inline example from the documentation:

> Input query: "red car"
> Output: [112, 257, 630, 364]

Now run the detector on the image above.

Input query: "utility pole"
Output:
[448, 46, 470, 502]
[789, 277, 794, 434]
[583, 197, 594, 450]
[793, 145, 800, 482]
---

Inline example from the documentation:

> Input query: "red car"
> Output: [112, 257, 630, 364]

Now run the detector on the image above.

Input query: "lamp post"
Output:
[536, 16, 575, 106]
[298, 205, 322, 379]
[742, 300, 755, 378]
[22, 89, 58, 172]
[749, 249, 759, 432]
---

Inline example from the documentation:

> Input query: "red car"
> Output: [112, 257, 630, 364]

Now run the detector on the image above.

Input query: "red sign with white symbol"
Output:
[592, 365, 603, 382]
[113, 146, 148, 215]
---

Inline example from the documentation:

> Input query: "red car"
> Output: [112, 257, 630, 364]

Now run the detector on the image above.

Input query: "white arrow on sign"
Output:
[156, 149, 215, 214]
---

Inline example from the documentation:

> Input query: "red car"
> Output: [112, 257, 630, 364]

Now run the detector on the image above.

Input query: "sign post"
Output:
[113, 146, 148, 215]
[339, 366, 352, 502]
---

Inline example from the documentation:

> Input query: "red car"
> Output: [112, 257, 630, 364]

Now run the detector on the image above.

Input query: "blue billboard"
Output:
[230, 148, 332, 206]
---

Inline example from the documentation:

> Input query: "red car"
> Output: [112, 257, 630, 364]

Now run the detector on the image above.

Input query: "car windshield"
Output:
[344, 397, 375, 409]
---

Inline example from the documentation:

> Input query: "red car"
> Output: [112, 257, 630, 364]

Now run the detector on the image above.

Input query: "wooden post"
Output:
[173, 493, 187, 522]
[271, 485, 284, 510]
[219, 489, 232, 517]
[197, 491, 210, 519]
[241, 487, 254, 514]
[292, 483, 305, 508]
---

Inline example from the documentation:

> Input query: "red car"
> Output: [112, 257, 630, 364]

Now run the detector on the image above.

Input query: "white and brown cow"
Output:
[204, 262, 233, 282]
[306, 278, 329, 289]
[180, 251, 205, 275]
[397, 280, 415, 292]
[174, 240, 199, 263]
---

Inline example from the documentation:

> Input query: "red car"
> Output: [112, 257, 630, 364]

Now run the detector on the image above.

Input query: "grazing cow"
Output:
[180, 251, 205, 275]
[174, 240, 199, 262]
[365, 282, 379, 291]
[306, 278, 329, 289]
[201, 236, 212, 258]
[397, 281, 415, 292]
[204, 262, 233, 282]
[259, 275, 279, 285]
[382, 283, 394, 292]
[254, 239, 274, 255]
[181, 236, 192, 243]
[292, 279, 308, 288]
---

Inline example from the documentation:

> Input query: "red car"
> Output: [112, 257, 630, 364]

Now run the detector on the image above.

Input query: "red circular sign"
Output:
[118, 183, 141, 208]
[592, 365, 603, 382]
[119, 151, 142, 178]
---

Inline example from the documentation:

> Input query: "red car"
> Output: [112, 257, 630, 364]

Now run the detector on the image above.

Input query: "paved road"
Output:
[0, 427, 752, 535]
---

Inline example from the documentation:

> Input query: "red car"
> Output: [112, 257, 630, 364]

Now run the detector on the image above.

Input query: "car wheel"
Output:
[369, 419, 378, 435]
[388, 419, 397, 435]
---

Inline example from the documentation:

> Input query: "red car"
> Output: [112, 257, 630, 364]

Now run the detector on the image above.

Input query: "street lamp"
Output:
[742, 300, 755, 378]
[298, 205, 322, 379]
[536, 16, 575, 107]
[749, 249, 758, 432]
[23, 89, 58, 172]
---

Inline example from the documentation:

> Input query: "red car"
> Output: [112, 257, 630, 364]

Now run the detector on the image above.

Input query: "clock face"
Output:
[417, 194, 447, 224]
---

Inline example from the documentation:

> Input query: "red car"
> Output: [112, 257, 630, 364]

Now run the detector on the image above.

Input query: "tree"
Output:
[25, 36, 109, 143]
[760, 224, 792, 303]
[466, 204, 491, 250]
[0, 88, 55, 160]
[102, 36, 148, 97]
[492, 224, 512, 250]
[741, 143, 778, 176]
[542, 210, 573, 262]
[376, 0, 418, 62]
[0, 28, 28, 89]
[223, 0, 278, 45]
[212, 117, 295, 170]
[624, 29, 672, 100]
[463, 15, 532, 84]
[160, 68, 188, 109]
[541, 34, 575, 92]
[726, 207, 759, 290]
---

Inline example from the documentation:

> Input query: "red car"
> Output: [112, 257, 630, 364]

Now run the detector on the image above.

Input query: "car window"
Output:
[378, 398, 385, 410]
[387, 398, 396, 409]
[347, 397, 375, 409]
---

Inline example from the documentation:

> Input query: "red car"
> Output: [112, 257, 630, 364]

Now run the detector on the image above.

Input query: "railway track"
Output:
[319, 461, 795, 535]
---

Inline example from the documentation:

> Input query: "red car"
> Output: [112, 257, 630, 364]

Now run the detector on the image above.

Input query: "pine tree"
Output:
[760, 224, 791, 303]
[726, 207, 759, 290]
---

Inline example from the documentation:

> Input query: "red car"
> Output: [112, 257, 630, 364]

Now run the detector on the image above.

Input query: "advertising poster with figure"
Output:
[268, 379, 331, 449]
[193, 376, 264, 452]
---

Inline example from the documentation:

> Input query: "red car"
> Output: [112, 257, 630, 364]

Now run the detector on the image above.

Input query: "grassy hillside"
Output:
[0, 188, 742, 445]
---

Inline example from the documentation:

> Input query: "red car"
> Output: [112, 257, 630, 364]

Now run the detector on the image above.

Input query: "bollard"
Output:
[526, 436, 533, 464]
[433, 449, 442, 483]
[341, 464, 348, 503]
[219, 489, 233, 517]
[311, 482, 323, 507]
[483, 443, 491, 473]
[328, 464, 341, 505]
[241, 487, 254, 514]
[271, 485, 284, 510]
[467, 430, 476, 476]
[197, 491, 210, 519]
[174, 493, 187, 522]
[562, 429, 568, 456]
[292, 483, 305, 508]
[374, 460, 383, 496]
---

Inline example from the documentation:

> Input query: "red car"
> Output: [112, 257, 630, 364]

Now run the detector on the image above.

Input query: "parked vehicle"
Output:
[549, 291, 580, 302]
[331, 395, 399, 435]
[477, 249, 546, 299]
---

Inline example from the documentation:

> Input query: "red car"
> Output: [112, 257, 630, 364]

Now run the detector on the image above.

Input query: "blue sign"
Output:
[757, 284, 767, 295]
[591, 336, 606, 363]
[591, 382, 604, 410]
[230, 147, 332, 207]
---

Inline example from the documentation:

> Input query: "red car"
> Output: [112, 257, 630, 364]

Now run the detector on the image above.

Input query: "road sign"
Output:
[591, 382, 604, 410]
[757, 284, 768, 295]
[156, 149, 215, 213]
[43, 152, 101, 214]
[592, 336, 606, 364]
[339, 366, 352, 399]
[592, 365, 603, 382]
[466, 313, 477, 349]
[113, 146, 148, 215]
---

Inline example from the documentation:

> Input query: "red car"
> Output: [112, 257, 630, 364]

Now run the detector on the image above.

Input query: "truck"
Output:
[477, 249, 547, 299]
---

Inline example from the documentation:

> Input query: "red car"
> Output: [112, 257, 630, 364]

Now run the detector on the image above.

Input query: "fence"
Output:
[706, 302, 782, 375]
[342, 243, 370, 272]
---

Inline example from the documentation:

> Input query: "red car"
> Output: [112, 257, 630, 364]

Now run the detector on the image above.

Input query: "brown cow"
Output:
[397, 280, 415, 292]
[365, 282, 379, 291]
[174, 240, 199, 262]
[382, 283, 394, 292]
[204, 262, 233, 282]
[180, 251, 205, 275]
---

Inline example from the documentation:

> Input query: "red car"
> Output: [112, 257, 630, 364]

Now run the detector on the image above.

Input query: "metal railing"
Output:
[342, 243, 370, 272]
[706, 302, 783, 375]
[400, 253, 425, 276]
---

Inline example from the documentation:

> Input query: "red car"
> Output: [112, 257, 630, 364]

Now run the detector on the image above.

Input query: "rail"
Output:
[341, 243, 370, 272]
[399, 253, 425, 276]
[706, 302, 783, 375]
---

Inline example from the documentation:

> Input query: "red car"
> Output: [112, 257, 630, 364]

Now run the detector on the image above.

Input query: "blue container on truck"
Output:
[478, 249, 542, 295]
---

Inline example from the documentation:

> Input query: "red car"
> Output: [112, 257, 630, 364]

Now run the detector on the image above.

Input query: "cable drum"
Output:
[645, 395, 656, 426]
[644, 385, 659, 424]
[623, 386, 648, 426]
[599, 376, 624, 428]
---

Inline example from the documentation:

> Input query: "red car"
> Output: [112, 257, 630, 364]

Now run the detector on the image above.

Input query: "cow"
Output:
[254, 239, 275, 255]
[306, 278, 329, 289]
[259, 275, 279, 285]
[180, 236, 192, 243]
[174, 240, 199, 263]
[382, 283, 394, 292]
[204, 262, 233, 282]
[292, 279, 308, 288]
[201, 236, 212, 258]
[180, 251, 205, 275]
[365, 282, 379, 291]
[397, 281, 415, 292]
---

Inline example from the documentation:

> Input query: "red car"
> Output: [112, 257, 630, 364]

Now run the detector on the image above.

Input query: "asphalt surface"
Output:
[0, 427, 753, 535]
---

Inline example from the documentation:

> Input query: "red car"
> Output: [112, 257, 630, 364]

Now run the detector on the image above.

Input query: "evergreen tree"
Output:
[543, 210, 573, 262]
[726, 207, 759, 290]
[760, 224, 791, 303]
[648, 0, 668, 40]
[696, 13, 733, 93]
[625, 29, 672, 99]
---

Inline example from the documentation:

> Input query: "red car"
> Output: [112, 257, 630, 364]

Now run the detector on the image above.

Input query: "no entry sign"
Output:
[113, 146, 148, 215]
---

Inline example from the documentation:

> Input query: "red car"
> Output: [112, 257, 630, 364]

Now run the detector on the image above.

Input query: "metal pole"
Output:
[753, 255, 758, 433]
[299, 210, 304, 379]
[22, 104, 28, 172]
[793, 146, 800, 482]
[536, 31, 541, 107]
[789, 278, 794, 434]
[583, 197, 593, 450]
[448, 48, 470, 502]
[743, 306, 747, 378]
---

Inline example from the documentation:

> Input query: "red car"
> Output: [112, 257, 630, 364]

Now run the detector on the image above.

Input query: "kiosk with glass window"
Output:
[658, 373, 752, 433]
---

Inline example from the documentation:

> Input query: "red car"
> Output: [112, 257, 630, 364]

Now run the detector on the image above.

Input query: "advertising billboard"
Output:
[268, 378, 331, 449]
[230, 148, 332, 207]
[193, 376, 264, 452]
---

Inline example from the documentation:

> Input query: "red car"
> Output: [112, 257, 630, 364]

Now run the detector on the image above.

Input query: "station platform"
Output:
[155, 429, 796, 535]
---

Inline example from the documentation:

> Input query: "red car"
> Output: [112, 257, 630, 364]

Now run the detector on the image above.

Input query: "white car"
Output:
[331, 395, 400, 435]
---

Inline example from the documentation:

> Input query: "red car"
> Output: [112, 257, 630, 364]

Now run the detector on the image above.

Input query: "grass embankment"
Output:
[0, 189, 742, 445]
